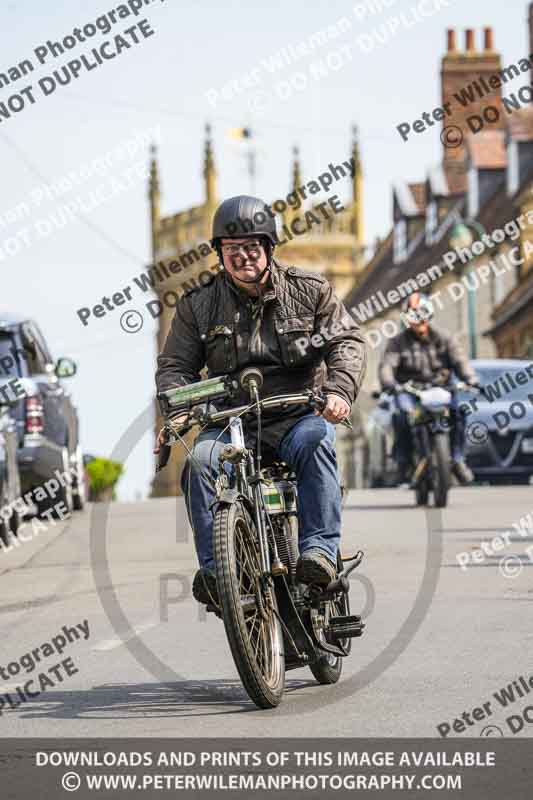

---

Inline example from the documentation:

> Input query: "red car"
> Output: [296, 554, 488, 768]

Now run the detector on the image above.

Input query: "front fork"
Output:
[229, 417, 272, 578]
[412, 412, 449, 485]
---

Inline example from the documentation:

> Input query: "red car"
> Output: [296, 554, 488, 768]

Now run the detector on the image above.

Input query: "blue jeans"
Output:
[181, 413, 341, 571]
[393, 391, 466, 466]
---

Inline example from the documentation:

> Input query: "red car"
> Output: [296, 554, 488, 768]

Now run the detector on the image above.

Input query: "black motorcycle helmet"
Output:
[211, 195, 277, 283]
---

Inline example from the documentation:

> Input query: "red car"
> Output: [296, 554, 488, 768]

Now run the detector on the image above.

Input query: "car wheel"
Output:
[37, 448, 73, 519]
[72, 446, 87, 511]
[10, 508, 20, 537]
[0, 483, 11, 547]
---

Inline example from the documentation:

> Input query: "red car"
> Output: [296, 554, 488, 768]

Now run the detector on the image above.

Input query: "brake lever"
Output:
[156, 426, 172, 472]
[312, 394, 353, 429]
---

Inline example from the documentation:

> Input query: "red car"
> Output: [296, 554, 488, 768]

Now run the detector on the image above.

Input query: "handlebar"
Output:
[386, 381, 481, 398]
[156, 390, 352, 470]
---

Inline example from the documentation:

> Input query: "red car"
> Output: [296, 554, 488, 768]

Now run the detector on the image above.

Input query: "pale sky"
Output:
[1, 0, 528, 499]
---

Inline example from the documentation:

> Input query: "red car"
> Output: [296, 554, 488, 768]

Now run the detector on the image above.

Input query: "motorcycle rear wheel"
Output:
[415, 479, 430, 506]
[309, 554, 349, 685]
[214, 501, 285, 709]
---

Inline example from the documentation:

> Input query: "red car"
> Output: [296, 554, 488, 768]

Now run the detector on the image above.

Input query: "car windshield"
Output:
[0, 334, 21, 377]
[458, 365, 533, 405]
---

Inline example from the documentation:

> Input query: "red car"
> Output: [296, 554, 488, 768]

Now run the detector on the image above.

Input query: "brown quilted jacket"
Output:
[156, 260, 367, 450]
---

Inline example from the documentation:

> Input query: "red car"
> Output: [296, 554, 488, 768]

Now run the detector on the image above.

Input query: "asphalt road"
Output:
[0, 486, 532, 738]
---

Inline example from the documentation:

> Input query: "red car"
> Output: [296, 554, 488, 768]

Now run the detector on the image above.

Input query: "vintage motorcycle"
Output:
[390, 380, 478, 508]
[157, 367, 365, 709]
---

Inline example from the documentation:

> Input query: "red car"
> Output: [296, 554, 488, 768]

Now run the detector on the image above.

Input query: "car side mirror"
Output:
[55, 357, 77, 378]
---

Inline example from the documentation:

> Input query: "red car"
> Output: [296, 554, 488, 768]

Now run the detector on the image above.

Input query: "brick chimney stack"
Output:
[441, 27, 503, 172]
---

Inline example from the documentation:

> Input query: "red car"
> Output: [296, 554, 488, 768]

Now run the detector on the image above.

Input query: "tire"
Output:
[415, 479, 429, 506]
[37, 448, 73, 519]
[10, 508, 20, 537]
[0, 519, 9, 548]
[432, 435, 450, 508]
[72, 446, 87, 511]
[0, 483, 10, 548]
[309, 554, 349, 685]
[214, 501, 285, 709]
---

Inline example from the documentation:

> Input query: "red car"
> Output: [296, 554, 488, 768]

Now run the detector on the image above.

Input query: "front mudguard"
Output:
[212, 489, 255, 519]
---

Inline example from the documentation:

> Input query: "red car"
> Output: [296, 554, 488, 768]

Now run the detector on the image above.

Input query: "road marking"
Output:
[91, 621, 160, 652]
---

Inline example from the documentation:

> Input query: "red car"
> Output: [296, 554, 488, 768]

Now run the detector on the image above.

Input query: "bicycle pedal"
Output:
[327, 614, 365, 640]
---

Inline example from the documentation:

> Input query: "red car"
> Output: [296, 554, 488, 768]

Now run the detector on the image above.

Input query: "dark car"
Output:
[461, 359, 533, 485]
[0, 381, 21, 545]
[0, 314, 85, 515]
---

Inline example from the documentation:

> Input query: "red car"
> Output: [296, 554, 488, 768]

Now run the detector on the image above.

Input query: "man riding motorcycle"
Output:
[378, 292, 479, 486]
[154, 195, 367, 604]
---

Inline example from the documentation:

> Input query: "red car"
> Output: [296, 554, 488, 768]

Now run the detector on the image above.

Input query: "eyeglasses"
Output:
[220, 240, 263, 256]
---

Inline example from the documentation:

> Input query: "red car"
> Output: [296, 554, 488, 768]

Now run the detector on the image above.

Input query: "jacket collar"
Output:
[224, 263, 278, 306]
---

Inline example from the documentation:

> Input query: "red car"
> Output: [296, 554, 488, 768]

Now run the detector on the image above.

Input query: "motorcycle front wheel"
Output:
[214, 501, 285, 709]
[432, 434, 450, 508]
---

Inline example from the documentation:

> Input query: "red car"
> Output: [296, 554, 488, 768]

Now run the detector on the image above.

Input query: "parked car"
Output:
[0, 314, 85, 516]
[362, 358, 533, 487]
[460, 359, 533, 485]
[364, 391, 397, 488]
[0, 381, 21, 545]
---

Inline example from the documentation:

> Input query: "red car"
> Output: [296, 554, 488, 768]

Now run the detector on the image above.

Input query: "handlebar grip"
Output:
[313, 394, 326, 410]
[156, 443, 171, 472]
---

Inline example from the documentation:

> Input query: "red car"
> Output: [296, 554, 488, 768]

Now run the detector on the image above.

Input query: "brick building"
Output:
[341, 5, 533, 486]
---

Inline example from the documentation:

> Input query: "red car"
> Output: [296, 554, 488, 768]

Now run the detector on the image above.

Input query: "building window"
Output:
[393, 219, 407, 263]
[425, 201, 437, 245]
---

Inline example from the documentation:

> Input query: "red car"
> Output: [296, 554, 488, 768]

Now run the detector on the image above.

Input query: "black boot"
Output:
[192, 568, 219, 605]
[296, 550, 336, 586]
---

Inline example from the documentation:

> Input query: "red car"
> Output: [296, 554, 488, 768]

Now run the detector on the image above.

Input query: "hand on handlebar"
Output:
[315, 393, 351, 424]
[153, 412, 190, 454]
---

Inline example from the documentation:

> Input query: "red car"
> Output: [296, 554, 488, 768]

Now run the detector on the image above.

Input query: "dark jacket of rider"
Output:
[378, 325, 477, 390]
[155, 260, 367, 451]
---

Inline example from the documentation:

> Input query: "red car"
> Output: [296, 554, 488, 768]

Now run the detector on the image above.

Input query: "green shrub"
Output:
[86, 458, 124, 498]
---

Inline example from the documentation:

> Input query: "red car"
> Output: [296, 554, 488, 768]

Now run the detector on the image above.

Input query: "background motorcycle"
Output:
[391, 381, 478, 508]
